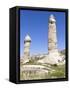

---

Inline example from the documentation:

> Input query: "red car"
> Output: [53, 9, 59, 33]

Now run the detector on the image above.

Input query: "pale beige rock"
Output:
[38, 15, 62, 64]
[22, 34, 31, 63]
[48, 14, 62, 64]
[20, 65, 49, 74]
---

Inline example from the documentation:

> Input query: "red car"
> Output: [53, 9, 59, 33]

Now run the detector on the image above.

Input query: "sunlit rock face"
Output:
[20, 65, 49, 80]
[22, 34, 31, 63]
[38, 15, 62, 65]
[48, 15, 62, 64]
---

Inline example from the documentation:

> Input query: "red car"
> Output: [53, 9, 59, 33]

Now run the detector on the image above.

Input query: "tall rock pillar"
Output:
[23, 34, 31, 63]
[48, 15, 61, 64]
[48, 14, 58, 53]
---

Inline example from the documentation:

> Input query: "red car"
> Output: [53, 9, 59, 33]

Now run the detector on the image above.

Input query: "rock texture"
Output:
[38, 15, 62, 64]
[22, 34, 31, 63]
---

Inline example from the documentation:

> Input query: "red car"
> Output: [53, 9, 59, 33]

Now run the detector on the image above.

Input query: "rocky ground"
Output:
[20, 60, 65, 80]
[20, 49, 65, 80]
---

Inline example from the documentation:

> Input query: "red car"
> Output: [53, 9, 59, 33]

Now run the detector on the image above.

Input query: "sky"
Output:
[20, 10, 65, 57]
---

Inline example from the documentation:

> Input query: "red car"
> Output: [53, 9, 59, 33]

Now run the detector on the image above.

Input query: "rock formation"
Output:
[22, 34, 31, 63]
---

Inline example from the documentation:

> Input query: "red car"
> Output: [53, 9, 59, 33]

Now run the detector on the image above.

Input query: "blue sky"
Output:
[20, 10, 65, 57]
